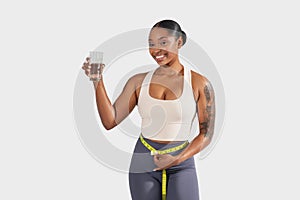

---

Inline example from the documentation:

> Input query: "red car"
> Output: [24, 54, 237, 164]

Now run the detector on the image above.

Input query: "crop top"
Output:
[137, 67, 197, 141]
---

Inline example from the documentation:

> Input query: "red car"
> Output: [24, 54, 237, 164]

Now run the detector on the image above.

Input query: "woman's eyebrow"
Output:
[148, 36, 168, 41]
[158, 36, 168, 40]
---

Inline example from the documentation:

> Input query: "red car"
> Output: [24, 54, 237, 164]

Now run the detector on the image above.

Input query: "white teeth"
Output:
[156, 55, 164, 59]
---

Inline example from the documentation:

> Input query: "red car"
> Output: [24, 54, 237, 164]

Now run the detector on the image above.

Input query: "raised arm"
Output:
[94, 74, 139, 130]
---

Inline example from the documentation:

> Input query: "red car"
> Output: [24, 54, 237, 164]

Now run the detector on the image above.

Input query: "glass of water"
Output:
[89, 51, 104, 81]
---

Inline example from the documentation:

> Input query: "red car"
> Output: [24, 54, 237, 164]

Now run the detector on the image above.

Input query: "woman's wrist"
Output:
[174, 154, 184, 165]
[93, 74, 103, 89]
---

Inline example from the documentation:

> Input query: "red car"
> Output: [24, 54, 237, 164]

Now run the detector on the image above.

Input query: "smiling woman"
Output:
[148, 21, 186, 66]
[81, 19, 215, 200]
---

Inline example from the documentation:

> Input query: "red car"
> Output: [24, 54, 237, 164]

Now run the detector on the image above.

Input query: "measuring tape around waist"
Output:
[139, 134, 189, 200]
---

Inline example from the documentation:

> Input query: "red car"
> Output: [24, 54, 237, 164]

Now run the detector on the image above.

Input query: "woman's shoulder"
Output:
[191, 70, 209, 84]
[127, 69, 153, 87]
[190, 69, 213, 94]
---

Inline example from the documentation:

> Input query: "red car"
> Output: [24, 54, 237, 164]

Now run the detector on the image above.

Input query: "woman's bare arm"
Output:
[176, 73, 216, 164]
[94, 74, 139, 130]
[152, 72, 216, 170]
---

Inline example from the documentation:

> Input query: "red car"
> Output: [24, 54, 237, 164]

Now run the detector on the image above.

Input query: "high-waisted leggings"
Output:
[129, 136, 200, 200]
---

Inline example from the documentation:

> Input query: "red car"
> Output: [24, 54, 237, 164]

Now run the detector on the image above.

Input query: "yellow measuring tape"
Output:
[139, 134, 189, 200]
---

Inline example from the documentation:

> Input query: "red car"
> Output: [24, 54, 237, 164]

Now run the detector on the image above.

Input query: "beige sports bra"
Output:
[137, 67, 197, 141]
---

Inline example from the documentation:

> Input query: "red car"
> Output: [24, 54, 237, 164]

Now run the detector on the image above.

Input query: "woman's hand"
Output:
[153, 153, 180, 171]
[81, 57, 91, 77]
[81, 57, 105, 80]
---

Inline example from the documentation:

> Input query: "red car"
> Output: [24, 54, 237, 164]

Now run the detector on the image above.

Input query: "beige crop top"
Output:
[137, 67, 197, 141]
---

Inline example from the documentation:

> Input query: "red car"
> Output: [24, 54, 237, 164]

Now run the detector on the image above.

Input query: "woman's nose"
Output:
[152, 47, 161, 53]
[151, 45, 167, 53]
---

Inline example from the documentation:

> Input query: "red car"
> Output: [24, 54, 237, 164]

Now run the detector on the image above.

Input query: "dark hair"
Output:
[152, 19, 187, 46]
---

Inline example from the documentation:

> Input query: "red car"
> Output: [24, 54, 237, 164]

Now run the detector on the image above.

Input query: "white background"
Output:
[1, 0, 299, 199]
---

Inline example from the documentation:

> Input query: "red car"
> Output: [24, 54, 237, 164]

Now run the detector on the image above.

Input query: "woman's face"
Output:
[148, 27, 182, 66]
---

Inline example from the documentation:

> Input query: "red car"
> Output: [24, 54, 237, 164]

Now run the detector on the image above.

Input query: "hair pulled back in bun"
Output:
[152, 19, 187, 46]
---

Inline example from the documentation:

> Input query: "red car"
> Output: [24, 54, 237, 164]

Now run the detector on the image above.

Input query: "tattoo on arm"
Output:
[201, 82, 215, 140]
[204, 86, 211, 102]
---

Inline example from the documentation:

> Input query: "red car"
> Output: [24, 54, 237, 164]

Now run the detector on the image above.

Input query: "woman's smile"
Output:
[154, 53, 168, 63]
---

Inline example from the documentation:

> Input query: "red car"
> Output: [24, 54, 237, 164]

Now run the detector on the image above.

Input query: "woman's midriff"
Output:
[148, 138, 186, 144]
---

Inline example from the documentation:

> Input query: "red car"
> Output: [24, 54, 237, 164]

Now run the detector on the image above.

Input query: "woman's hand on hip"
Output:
[153, 153, 180, 171]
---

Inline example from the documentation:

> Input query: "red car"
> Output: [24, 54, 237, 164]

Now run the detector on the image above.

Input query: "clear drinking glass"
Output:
[89, 51, 104, 81]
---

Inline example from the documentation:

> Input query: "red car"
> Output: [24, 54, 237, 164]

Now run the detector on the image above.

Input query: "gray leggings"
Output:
[129, 136, 200, 200]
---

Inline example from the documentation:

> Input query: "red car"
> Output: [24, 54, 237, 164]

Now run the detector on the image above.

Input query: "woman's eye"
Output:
[160, 41, 168, 46]
[149, 43, 155, 47]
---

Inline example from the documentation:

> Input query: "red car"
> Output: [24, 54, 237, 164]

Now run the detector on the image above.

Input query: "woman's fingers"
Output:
[153, 154, 166, 165]
[82, 61, 91, 68]
[153, 155, 160, 162]
[81, 59, 91, 77]
[81, 56, 105, 78]
[82, 57, 91, 69]
[153, 154, 177, 170]
[99, 63, 105, 73]
[81, 63, 86, 70]
[84, 68, 90, 76]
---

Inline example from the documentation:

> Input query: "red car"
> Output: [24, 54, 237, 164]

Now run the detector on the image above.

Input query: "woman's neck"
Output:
[158, 59, 183, 76]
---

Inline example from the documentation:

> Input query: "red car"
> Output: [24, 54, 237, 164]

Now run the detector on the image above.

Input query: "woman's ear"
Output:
[177, 37, 183, 49]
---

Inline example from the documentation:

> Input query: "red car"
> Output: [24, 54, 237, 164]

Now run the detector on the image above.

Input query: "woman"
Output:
[82, 19, 215, 200]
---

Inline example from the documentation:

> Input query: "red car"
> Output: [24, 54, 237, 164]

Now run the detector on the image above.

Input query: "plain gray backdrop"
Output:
[1, 0, 299, 199]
